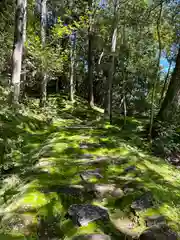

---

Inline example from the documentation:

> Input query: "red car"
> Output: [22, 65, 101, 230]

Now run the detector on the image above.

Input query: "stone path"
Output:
[62, 141, 178, 239]
[3, 137, 177, 240]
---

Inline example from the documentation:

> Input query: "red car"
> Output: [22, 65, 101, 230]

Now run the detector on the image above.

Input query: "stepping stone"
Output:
[145, 215, 166, 227]
[67, 204, 109, 226]
[131, 192, 153, 211]
[80, 169, 103, 182]
[72, 234, 111, 240]
[87, 184, 124, 198]
[139, 224, 178, 240]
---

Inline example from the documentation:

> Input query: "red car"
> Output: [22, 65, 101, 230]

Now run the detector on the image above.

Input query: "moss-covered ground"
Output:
[0, 91, 180, 239]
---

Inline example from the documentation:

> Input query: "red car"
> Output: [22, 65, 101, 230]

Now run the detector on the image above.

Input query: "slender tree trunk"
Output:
[40, 0, 47, 107]
[159, 60, 172, 105]
[20, 0, 27, 102]
[123, 95, 127, 125]
[69, 33, 76, 102]
[157, 47, 180, 122]
[149, 1, 163, 137]
[104, 0, 118, 123]
[88, 0, 94, 107]
[11, 0, 27, 105]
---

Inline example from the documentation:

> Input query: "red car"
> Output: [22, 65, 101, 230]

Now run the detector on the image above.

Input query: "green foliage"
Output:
[152, 122, 180, 157]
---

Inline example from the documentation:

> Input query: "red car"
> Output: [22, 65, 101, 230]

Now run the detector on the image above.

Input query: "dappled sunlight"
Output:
[0, 96, 180, 238]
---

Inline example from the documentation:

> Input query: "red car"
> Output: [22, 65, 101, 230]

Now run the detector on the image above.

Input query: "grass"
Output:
[0, 90, 180, 239]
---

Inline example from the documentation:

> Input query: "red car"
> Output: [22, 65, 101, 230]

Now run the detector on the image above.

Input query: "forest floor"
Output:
[0, 91, 180, 239]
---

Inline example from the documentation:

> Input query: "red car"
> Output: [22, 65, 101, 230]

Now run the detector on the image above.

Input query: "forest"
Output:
[0, 0, 180, 239]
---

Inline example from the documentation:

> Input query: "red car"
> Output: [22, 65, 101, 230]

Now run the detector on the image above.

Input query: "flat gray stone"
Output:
[139, 224, 178, 240]
[80, 169, 103, 182]
[131, 192, 153, 211]
[87, 184, 124, 198]
[72, 234, 111, 240]
[145, 215, 166, 227]
[68, 204, 109, 226]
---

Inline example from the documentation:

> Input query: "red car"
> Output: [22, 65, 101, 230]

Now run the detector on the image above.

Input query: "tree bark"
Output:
[39, 0, 47, 107]
[20, 0, 27, 102]
[69, 33, 76, 102]
[104, 0, 118, 123]
[88, 0, 94, 107]
[157, 47, 180, 122]
[11, 0, 27, 105]
[149, 1, 163, 137]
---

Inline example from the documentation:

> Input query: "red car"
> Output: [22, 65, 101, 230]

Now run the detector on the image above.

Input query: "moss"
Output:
[0, 95, 180, 238]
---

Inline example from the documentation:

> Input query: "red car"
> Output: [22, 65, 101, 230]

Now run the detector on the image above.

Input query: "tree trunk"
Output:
[39, 0, 47, 107]
[104, 0, 118, 123]
[20, 0, 27, 102]
[69, 33, 76, 102]
[149, 1, 163, 137]
[11, 0, 27, 105]
[157, 47, 180, 122]
[88, 0, 94, 107]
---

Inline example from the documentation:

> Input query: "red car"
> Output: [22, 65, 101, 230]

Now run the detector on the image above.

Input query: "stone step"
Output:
[67, 204, 109, 226]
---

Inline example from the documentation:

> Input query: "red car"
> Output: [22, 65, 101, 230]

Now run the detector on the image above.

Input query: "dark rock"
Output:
[80, 169, 103, 182]
[139, 224, 178, 240]
[124, 166, 136, 173]
[87, 183, 124, 198]
[131, 192, 153, 211]
[67, 204, 109, 226]
[72, 234, 111, 240]
[145, 215, 166, 227]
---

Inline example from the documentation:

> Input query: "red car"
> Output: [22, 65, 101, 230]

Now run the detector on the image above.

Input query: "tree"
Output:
[39, 0, 47, 107]
[87, 0, 94, 107]
[69, 32, 76, 102]
[104, 0, 118, 123]
[157, 46, 180, 122]
[149, 0, 163, 137]
[11, 0, 27, 105]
